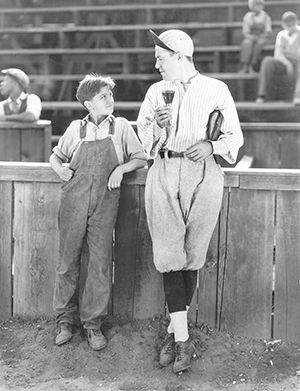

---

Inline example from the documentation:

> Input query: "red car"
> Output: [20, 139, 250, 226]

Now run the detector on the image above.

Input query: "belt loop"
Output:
[165, 150, 170, 161]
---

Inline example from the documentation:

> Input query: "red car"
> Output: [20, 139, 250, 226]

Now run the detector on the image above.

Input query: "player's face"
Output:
[155, 46, 181, 81]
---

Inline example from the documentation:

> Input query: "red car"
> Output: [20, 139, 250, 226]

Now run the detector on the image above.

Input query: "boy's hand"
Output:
[285, 61, 294, 77]
[108, 166, 124, 191]
[58, 166, 74, 182]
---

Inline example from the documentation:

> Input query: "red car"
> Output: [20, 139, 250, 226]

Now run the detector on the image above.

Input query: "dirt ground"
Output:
[0, 315, 299, 391]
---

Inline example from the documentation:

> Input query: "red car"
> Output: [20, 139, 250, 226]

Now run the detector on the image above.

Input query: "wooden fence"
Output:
[0, 163, 299, 342]
[0, 120, 52, 162]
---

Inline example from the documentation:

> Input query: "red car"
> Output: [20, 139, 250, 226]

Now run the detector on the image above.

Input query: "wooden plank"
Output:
[280, 131, 300, 169]
[132, 186, 165, 319]
[241, 122, 300, 132]
[43, 123, 52, 162]
[0, 120, 51, 129]
[0, 1, 298, 14]
[20, 128, 45, 162]
[0, 181, 13, 321]
[196, 219, 220, 328]
[219, 188, 274, 339]
[13, 182, 60, 316]
[0, 129, 21, 161]
[216, 188, 230, 330]
[240, 173, 300, 191]
[0, 162, 60, 182]
[274, 191, 300, 341]
[113, 185, 140, 320]
[241, 130, 280, 168]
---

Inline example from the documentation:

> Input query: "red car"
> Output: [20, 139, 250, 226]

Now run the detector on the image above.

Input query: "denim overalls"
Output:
[53, 117, 120, 329]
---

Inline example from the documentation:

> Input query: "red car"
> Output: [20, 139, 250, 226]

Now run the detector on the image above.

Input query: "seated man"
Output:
[0, 68, 42, 122]
[256, 11, 300, 103]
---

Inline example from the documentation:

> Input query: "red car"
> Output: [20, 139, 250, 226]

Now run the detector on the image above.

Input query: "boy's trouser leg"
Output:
[53, 191, 90, 325]
[257, 56, 287, 99]
[240, 38, 253, 65]
[80, 181, 120, 329]
[252, 38, 266, 67]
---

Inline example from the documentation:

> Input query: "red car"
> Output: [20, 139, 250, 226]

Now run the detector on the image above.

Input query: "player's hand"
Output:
[108, 166, 124, 191]
[184, 141, 213, 162]
[154, 105, 172, 128]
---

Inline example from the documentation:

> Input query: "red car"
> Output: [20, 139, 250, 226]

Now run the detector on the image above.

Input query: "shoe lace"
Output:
[175, 343, 183, 360]
[163, 335, 174, 353]
[90, 329, 102, 336]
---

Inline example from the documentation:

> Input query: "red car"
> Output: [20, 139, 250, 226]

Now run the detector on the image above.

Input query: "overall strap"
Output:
[80, 120, 87, 139]
[3, 101, 12, 115]
[108, 115, 115, 135]
[19, 96, 28, 113]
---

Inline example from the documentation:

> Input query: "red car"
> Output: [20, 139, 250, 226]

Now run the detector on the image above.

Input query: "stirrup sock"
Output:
[170, 310, 189, 342]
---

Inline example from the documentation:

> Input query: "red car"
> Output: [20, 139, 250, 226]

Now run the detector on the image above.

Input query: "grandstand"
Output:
[0, 0, 299, 141]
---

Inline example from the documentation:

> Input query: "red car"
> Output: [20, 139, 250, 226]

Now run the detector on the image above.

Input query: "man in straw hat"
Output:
[137, 29, 243, 373]
[0, 68, 41, 122]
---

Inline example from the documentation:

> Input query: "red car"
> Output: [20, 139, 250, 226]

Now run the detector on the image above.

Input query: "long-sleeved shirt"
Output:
[137, 73, 244, 164]
[274, 26, 300, 63]
[242, 10, 272, 38]
[0, 91, 41, 120]
[53, 114, 147, 165]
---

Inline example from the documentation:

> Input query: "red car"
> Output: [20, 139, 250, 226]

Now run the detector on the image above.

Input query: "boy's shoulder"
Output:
[113, 116, 131, 128]
[66, 118, 83, 130]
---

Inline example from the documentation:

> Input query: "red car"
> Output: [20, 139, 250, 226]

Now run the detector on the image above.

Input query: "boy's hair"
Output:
[281, 11, 298, 25]
[76, 74, 115, 107]
[248, 0, 264, 9]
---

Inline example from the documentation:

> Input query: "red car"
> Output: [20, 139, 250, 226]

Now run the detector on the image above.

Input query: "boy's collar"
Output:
[8, 91, 27, 103]
[82, 113, 114, 125]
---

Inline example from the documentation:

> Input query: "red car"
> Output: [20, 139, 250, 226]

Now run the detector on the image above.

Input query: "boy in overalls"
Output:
[239, 0, 272, 73]
[50, 74, 147, 350]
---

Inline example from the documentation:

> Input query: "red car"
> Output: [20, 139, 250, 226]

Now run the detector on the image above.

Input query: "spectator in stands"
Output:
[50, 74, 146, 351]
[239, 0, 272, 73]
[256, 11, 300, 103]
[0, 68, 41, 122]
[137, 29, 243, 374]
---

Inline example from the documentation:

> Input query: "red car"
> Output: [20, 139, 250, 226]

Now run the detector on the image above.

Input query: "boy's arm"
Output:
[242, 13, 253, 39]
[274, 31, 294, 74]
[108, 118, 147, 190]
[107, 159, 145, 191]
[261, 14, 272, 39]
[0, 111, 37, 122]
[49, 152, 74, 182]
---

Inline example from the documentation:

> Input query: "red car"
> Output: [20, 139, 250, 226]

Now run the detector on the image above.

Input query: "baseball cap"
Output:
[149, 29, 194, 57]
[1, 68, 30, 91]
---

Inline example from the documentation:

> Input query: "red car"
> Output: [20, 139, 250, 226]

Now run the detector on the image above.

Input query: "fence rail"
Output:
[0, 163, 299, 342]
[0, 1, 298, 26]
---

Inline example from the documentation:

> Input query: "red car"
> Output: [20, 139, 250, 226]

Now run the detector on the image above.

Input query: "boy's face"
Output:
[282, 20, 298, 35]
[0, 75, 17, 97]
[249, 0, 263, 13]
[87, 86, 114, 116]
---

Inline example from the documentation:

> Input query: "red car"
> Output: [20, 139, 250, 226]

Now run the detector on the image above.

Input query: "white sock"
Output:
[170, 311, 189, 342]
[167, 320, 174, 334]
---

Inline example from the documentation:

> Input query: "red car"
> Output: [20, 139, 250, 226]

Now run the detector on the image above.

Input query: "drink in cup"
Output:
[162, 90, 175, 105]
[162, 89, 175, 123]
